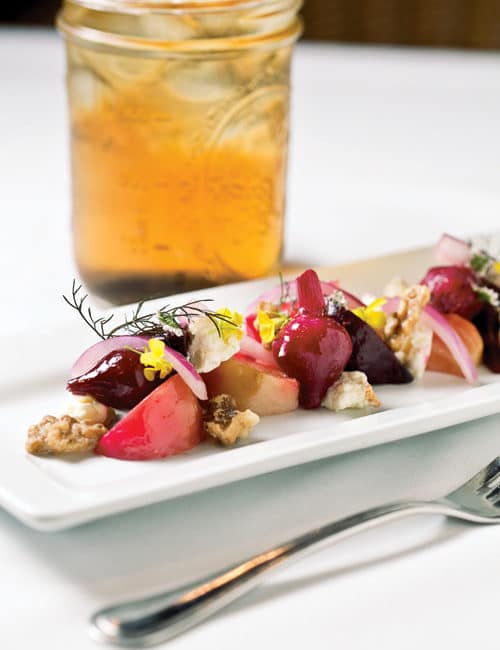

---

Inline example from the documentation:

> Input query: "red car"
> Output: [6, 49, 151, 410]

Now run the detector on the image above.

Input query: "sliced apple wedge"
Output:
[204, 354, 299, 416]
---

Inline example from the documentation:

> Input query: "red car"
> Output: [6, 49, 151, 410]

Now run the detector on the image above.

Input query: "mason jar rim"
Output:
[64, 0, 291, 14]
[58, 0, 302, 55]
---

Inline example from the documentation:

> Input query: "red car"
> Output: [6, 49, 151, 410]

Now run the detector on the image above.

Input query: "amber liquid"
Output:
[67, 45, 292, 303]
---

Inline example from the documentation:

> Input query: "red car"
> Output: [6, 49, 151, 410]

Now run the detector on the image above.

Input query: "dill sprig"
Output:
[63, 281, 240, 340]
[63, 280, 114, 340]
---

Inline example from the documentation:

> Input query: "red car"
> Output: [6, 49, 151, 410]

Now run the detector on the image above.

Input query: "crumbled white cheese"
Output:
[395, 323, 433, 380]
[65, 395, 111, 425]
[472, 282, 500, 308]
[360, 293, 377, 306]
[188, 315, 240, 373]
[322, 372, 380, 411]
[383, 276, 409, 298]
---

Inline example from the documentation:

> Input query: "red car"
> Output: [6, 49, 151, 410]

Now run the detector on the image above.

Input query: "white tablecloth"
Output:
[1, 28, 500, 650]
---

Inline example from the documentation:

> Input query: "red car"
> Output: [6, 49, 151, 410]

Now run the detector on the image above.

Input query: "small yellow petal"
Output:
[233, 328, 243, 341]
[352, 303, 386, 330]
[140, 352, 154, 366]
[260, 323, 275, 345]
[149, 338, 165, 357]
[257, 310, 272, 326]
[216, 308, 243, 343]
[367, 298, 387, 311]
[271, 316, 287, 329]
[494, 261, 500, 274]
[144, 367, 157, 382]
[367, 312, 387, 330]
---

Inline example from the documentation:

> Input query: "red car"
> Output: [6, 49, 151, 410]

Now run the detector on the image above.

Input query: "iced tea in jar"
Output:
[57, 0, 302, 303]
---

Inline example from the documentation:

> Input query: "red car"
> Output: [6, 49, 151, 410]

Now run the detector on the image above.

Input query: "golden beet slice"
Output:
[204, 355, 299, 416]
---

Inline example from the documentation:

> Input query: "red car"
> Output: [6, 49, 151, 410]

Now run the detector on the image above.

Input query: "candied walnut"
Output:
[384, 285, 430, 355]
[26, 414, 108, 456]
[384, 284, 432, 379]
[203, 394, 259, 446]
[322, 371, 380, 411]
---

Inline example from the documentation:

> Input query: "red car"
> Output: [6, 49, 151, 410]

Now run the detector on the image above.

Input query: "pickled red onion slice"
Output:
[162, 346, 208, 400]
[421, 305, 478, 384]
[434, 233, 471, 267]
[71, 334, 208, 400]
[239, 334, 279, 368]
[71, 335, 150, 378]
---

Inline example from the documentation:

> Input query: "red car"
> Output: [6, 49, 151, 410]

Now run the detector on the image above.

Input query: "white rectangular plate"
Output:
[2, 245, 500, 531]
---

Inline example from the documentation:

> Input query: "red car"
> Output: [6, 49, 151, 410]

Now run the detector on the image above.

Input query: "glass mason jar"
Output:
[57, 0, 302, 304]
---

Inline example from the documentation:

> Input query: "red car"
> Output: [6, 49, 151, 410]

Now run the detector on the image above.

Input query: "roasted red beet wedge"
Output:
[272, 315, 352, 409]
[331, 308, 414, 385]
[421, 266, 483, 320]
[271, 270, 352, 409]
[96, 375, 204, 461]
[67, 348, 163, 410]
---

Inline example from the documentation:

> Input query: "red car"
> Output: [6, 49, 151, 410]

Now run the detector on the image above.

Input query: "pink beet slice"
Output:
[421, 266, 482, 320]
[96, 375, 204, 461]
[272, 315, 352, 409]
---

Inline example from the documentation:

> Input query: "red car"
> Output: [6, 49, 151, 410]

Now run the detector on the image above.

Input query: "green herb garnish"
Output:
[63, 280, 240, 340]
[470, 253, 491, 274]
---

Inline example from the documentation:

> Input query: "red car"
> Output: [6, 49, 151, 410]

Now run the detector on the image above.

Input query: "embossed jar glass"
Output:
[57, 0, 302, 303]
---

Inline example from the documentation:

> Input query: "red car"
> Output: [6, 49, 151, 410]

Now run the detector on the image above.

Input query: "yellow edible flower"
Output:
[256, 311, 275, 345]
[139, 338, 173, 382]
[216, 308, 244, 344]
[352, 298, 387, 330]
[494, 261, 500, 274]
[256, 309, 288, 345]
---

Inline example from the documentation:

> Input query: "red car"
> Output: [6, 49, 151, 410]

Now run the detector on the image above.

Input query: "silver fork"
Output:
[90, 457, 500, 648]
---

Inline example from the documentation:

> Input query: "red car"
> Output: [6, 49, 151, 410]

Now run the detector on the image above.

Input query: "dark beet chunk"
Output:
[474, 304, 500, 373]
[139, 327, 191, 357]
[67, 348, 164, 409]
[331, 308, 413, 385]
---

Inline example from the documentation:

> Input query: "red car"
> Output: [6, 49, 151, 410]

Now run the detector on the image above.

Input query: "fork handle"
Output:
[90, 500, 447, 647]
